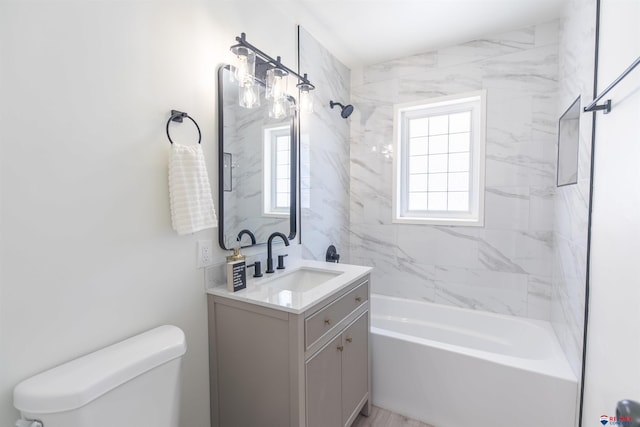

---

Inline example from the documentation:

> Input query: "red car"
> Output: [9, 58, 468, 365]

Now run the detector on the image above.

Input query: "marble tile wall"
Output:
[553, 0, 596, 379]
[299, 28, 351, 262]
[298, 18, 591, 380]
[350, 22, 560, 320]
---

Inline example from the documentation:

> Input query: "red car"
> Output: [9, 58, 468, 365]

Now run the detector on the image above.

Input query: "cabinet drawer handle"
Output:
[324, 319, 332, 325]
[355, 297, 362, 302]
[346, 337, 353, 343]
[337, 345, 344, 351]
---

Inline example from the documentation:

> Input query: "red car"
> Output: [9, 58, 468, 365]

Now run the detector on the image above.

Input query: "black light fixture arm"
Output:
[232, 33, 315, 90]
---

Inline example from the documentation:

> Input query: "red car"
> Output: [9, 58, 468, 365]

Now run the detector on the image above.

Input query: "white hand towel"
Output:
[169, 144, 217, 235]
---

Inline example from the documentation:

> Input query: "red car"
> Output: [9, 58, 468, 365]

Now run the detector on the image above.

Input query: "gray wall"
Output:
[0, 2, 300, 425]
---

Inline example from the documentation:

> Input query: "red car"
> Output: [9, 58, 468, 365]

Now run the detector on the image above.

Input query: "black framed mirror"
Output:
[217, 65, 297, 250]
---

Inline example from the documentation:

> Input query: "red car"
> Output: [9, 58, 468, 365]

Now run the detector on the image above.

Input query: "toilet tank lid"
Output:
[13, 325, 186, 414]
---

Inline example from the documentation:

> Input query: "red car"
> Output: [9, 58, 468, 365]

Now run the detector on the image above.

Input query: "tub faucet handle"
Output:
[326, 245, 340, 263]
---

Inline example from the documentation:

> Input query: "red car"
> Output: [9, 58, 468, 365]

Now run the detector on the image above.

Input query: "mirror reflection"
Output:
[218, 65, 297, 250]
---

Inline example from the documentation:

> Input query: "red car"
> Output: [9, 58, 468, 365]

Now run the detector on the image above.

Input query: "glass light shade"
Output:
[269, 97, 289, 119]
[299, 87, 314, 113]
[230, 46, 256, 87]
[239, 81, 260, 109]
[266, 67, 288, 100]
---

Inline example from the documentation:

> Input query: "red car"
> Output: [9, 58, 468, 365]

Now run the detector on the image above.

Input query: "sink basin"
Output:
[208, 259, 372, 313]
[263, 267, 342, 292]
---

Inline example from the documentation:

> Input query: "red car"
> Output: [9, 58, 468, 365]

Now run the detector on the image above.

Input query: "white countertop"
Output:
[206, 259, 372, 314]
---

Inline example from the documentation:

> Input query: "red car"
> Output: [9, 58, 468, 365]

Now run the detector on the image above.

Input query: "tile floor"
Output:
[352, 406, 434, 427]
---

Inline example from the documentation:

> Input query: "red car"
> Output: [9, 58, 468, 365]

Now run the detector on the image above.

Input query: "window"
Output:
[263, 125, 290, 217]
[393, 92, 486, 226]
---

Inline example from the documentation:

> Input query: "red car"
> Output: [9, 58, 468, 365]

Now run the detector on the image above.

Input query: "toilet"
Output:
[13, 325, 187, 427]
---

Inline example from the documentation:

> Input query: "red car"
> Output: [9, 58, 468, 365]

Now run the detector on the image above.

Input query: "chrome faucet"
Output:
[266, 232, 290, 273]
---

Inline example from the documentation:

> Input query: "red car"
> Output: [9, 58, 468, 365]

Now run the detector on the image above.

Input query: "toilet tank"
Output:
[14, 325, 187, 427]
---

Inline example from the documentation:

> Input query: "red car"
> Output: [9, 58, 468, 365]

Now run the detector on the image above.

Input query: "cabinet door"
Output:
[341, 313, 369, 426]
[306, 335, 343, 427]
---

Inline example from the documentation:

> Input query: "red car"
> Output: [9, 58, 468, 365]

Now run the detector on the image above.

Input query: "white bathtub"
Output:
[371, 294, 577, 427]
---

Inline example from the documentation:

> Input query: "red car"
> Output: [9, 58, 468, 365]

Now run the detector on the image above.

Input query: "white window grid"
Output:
[403, 109, 472, 213]
[393, 92, 486, 226]
[263, 125, 290, 217]
[273, 133, 290, 210]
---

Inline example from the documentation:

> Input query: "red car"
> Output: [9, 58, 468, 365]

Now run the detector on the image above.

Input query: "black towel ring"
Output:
[166, 109, 201, 144]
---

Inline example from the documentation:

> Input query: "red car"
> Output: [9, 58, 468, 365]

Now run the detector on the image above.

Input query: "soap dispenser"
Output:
[226, 247, 246, 292]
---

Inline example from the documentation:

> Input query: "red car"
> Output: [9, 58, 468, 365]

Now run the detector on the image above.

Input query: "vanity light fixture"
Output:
[230, 45, 256, 88]
[266, 66, 288, 100]
[297, 74, 314, 113]
[239, 81, 260, 109]
[230, 44, 260, 109]
[230, 33, 315, 113]
[266, 65, 289, 118]
[269, 97, 290, 119]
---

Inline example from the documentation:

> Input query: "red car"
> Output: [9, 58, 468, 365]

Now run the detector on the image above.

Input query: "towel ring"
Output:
[166, 110, 201, 145]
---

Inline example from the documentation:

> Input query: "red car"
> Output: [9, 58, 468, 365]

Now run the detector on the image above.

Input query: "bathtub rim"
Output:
[370, 293, 577, 383]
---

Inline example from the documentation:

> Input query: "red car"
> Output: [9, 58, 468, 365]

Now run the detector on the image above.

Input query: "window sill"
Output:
[392, 216, 484, 227]
[263, 212, 289, 219]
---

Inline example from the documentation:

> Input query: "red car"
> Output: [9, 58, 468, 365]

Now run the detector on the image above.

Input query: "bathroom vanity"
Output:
[207, 260, 372, 427]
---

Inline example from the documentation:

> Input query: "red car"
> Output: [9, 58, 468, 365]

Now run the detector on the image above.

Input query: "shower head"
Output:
[329, 101, 354, 119]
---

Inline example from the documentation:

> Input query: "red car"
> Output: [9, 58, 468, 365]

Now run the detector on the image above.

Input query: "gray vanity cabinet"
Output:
[207, 275, 371, 427]
[341, 312, 369, 424]
[306, 312, 369, 427]
[306, 334, 343, 427]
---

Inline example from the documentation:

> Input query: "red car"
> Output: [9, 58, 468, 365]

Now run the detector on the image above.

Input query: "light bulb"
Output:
[236, 55, 248, 85]
[230, 46, 256, 88]
[296, 77, 315, 114]
[266, 68, 288, 100]
[299, 88, 314, 113]
[239, 82, 260, 109]
[269, 98, 288, 119]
